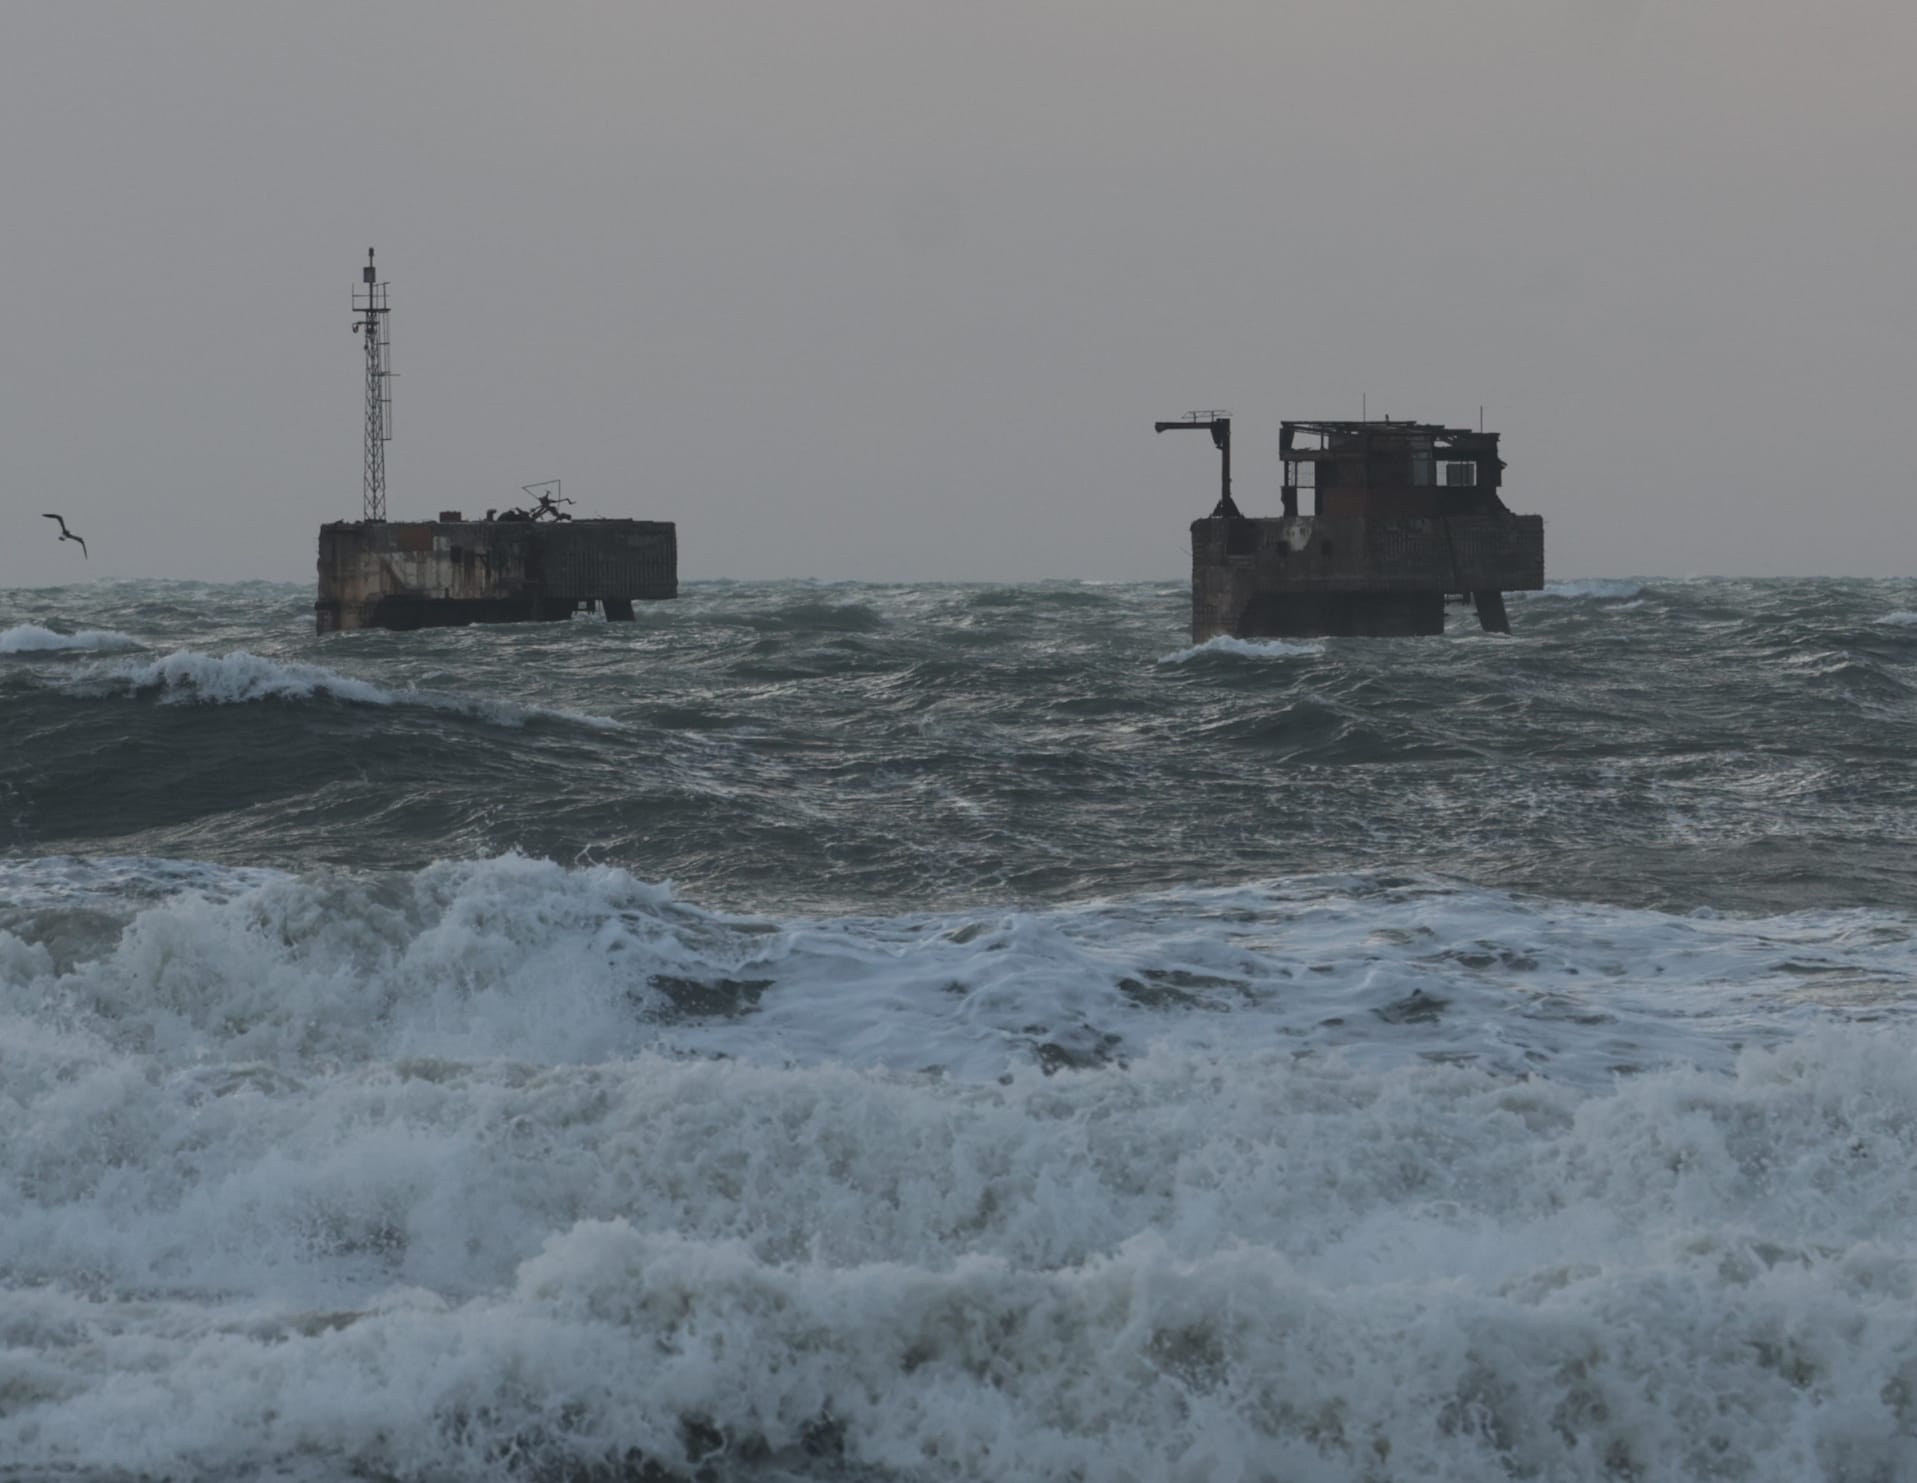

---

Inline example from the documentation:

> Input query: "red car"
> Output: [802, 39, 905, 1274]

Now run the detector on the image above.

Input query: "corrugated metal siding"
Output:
[537, 524, 678, 599]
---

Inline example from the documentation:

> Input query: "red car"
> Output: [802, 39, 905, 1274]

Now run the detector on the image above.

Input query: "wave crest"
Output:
[1525, 578, 1645, 601]
[0, 623, 140, 654]
[745, 600, 886, 633]
[52, 649, 620, 728]
[1159, 635, 1325, 664]
[3, 1022, 1916, 1480]
[9, 855, 1912, 1081]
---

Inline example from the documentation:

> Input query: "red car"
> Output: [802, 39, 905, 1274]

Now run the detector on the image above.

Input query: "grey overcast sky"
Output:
[1, 0, 1911, 586]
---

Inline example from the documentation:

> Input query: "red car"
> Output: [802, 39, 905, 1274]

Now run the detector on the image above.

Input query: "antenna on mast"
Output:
[350, 248, 392, 521]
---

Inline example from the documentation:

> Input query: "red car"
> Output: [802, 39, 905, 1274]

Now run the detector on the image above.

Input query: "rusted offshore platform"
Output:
[316, 516, 677, 632]
[1158, 413, 1544, 639]
[315, 250, 677, 634]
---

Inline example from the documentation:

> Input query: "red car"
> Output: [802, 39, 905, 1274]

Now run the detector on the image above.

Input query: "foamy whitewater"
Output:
[3, 578, 1916, 1482]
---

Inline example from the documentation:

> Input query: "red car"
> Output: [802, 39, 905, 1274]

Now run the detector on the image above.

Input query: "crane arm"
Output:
[1153, 413, 1239, 517]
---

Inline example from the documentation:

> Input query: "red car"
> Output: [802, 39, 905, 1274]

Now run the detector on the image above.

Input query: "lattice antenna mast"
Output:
[351, 247, 392, 521]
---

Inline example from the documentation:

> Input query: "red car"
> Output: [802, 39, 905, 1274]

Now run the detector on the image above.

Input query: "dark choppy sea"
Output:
[3, 577, 1915, 1482]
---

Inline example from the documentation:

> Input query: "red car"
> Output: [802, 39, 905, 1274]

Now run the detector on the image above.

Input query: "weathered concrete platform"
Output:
[316, 519, 677, 633]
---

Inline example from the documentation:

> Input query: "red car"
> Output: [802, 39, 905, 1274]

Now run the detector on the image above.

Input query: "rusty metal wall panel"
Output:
[536, 523, 677, 599]
[1446, 515, 1545, 589]
[1190, 514, 1545, 604]
[388, 524, 438, 553]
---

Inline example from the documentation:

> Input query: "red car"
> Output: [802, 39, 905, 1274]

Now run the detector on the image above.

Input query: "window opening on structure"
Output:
[1443, 461, 1478, 487]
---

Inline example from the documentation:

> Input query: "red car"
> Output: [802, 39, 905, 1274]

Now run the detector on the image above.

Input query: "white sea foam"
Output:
[1875, 610, 1917, 626]
[4, 856, 1916, 1480]
[0, 1018, 1912, 1476]
[1159, 634, 1325, 663]
[52, 648, 621, 729]
[3, 855, 1909, 1080]
[0, 621, 140, 653]
[1524, 578, 1646, 601]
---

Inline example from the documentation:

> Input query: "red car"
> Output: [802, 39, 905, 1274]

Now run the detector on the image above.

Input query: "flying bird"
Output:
[42, 513, 88, 559]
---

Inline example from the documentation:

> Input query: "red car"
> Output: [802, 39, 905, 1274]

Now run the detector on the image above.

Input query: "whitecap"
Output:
[1874, 611, 1917, 626]
[5, 859, 1917, 1479]
[1159, 635, 1325, 663]
[1524, 578, 1645, 601]
[6, 855, 1910, 1082]
[52, 648, 621, 729]
[2, 1028, 1916, 1480]
[0, 622, 140, 654]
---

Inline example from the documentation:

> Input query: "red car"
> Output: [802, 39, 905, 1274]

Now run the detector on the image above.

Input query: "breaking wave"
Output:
[4, 853, 1910, 1085]
[1524, 578, 1646, 601]
[7, 577, 1917, 1480]
[0, 622, 140, 654]
[2, 855, 1916, 1481]
[1159, 635, 1326, 664]
[50, 648, 621, 729]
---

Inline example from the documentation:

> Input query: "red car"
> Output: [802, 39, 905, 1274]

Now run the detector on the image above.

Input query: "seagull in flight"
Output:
[43, 512, 88, 559]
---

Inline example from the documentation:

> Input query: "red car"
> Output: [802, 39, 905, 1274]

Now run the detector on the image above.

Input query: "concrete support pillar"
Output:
[1473, 590, 1510, 634]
